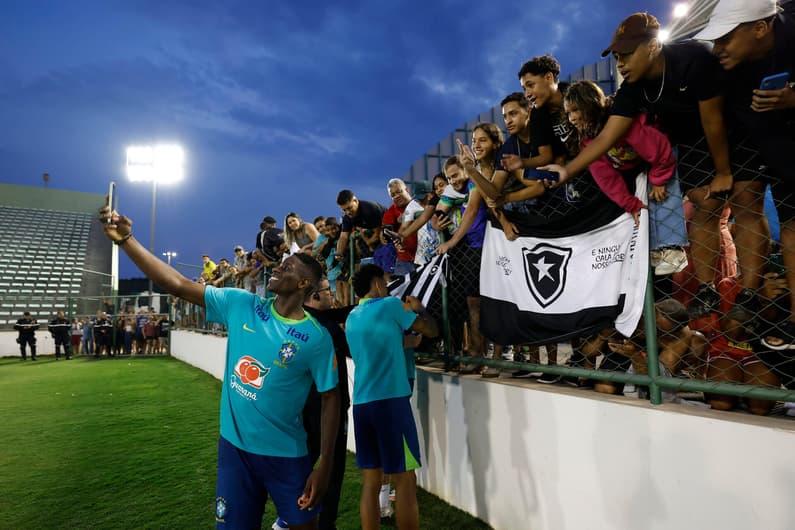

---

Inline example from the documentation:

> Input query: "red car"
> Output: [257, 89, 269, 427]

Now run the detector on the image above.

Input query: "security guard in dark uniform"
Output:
[14, 311, 39, 360]
[94, 311, 113, 357]
[48, 310, 72, 360]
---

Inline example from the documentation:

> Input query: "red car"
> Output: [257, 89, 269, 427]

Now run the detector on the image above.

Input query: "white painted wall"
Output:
[169, 330, 795, 530]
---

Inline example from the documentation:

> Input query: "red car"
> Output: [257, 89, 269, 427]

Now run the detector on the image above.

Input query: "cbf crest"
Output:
[522, 243, 572, 308]
[274, 341, 298, 368]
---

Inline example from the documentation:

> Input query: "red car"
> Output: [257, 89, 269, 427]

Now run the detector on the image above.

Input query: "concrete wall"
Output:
[169, 330, 795, 530]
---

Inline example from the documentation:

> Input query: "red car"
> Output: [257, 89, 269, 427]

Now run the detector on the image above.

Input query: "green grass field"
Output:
[0, 356, 490, 529]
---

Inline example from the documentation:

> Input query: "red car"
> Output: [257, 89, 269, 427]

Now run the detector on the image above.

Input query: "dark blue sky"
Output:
[0, 0, 669, 277]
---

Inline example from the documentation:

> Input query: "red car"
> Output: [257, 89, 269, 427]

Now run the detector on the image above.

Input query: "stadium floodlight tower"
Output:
[126, 144, 185, 298]
[162, 251, 178, 266]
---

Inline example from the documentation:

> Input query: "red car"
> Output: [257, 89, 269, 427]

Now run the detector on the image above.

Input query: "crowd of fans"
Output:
[181, 2, 795, 416]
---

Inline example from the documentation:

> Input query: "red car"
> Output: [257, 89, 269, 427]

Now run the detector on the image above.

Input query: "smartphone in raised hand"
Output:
[106, 181, 116, 224]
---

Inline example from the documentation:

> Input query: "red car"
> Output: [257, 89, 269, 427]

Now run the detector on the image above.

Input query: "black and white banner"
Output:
[388, 254, 448, 307]
[480, 179, 648, 345]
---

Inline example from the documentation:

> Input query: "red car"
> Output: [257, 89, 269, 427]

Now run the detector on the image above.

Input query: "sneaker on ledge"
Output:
[654, 247, 688, 276]
[537, 372, 562, 384]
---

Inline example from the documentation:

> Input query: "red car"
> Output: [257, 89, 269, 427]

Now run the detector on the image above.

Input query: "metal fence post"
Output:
[349, 232, 356, 303]
[439, 232, 453, 370]
[643, 269, 663, 405]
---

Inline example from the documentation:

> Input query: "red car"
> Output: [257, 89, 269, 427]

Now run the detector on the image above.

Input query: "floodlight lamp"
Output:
[658, 28, 671, 43]
[673, 3, 689, 18]
[126, 144, 185, 184]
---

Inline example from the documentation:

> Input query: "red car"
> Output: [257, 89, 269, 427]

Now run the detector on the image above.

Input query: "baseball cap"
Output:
[412, 180, 433, 197]
[262, 216, 277, 224]
[695, 0, 779, 41]
[234, 245, 244, 251]
[601, 13, 661, 57]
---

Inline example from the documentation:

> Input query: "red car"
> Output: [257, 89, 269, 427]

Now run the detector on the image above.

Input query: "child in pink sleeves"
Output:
[563, 80, 688, 275]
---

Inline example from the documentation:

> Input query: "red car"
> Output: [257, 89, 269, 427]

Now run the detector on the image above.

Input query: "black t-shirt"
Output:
[611, 41, 723, 146]
[724, 5, 795, 182]
[531, 101, 578, 159]
[341, 200, 384, 233]
[494, 134, 538, 194]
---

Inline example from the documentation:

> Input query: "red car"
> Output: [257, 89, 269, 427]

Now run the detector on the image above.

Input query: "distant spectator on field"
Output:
[14, 311, 39, 361]
[144, 312, 158, 354]
[81, 317, 94, 356]
[48, 310, 72, 360]
[383, 178, 423, 276]
[135, 309, 148, 354]
[94, 311, 113, 357]
[70, 318, 83, 355]
[284, 213, 320, 254]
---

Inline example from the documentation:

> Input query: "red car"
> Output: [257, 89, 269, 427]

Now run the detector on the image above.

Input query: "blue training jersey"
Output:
[205, 286, 338, 457]
[345, 297, 417, 405]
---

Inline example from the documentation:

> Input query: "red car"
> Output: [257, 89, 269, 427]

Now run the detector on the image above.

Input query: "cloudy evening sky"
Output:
[0, 0, 670, 276]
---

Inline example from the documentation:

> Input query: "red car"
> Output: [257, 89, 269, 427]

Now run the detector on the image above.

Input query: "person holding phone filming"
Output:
[697, 0, 795, 349]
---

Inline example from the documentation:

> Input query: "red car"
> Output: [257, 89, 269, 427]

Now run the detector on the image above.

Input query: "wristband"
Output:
[115, 234, 133, 246]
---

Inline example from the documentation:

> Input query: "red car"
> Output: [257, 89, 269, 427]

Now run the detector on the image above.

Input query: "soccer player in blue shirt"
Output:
[100, 205, 340, 530]
[346, 264, 438, 530]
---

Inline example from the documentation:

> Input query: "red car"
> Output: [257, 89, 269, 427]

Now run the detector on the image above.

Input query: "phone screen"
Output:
[760, 72, 790, 90]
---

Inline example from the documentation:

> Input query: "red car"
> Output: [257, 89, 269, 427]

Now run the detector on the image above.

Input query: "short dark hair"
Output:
[518, 55, 561, 82]
[656, 298, 688, 332]
[293, 253, 322, 292]
[353, 264, 385, 298]
[313, 216, 326, 225]
[324, 216, 338, 227]
[500, 92, 530, 110]
[219, 258, 229, 264]
[23, 311, 30, 316]
[337, 189, 354, 205]
[444, 155, 462, 171]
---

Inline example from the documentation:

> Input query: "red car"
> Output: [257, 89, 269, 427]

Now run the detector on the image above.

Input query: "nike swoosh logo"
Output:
[242, 323, 256, 333]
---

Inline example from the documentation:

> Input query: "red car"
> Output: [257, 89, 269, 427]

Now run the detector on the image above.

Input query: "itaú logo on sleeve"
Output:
[232, 355, 270, 395]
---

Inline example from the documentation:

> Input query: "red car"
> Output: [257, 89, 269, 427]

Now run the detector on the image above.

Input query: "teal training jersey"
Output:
[346, 297, 417, 405]
[205, 286, 338, 457]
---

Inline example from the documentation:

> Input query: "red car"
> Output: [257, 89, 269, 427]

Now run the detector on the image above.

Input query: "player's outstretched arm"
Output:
[99, 205, 205, 307]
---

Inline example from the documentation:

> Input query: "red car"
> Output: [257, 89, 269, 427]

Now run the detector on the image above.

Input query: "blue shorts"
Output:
[353, 396, 421, 474]
[215, 437, 318, 529]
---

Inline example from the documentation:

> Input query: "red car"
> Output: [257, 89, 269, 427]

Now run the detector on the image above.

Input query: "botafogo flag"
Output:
[388, 253, 448, 306]
[480, 176, 648, 345]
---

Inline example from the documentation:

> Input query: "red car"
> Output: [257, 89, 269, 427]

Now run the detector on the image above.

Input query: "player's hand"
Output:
[500, 154, 523, 172]
[537, 164, 568, 188]
[456, 139, 477, 168]
[404, 295, 425, 313]
[649, 185, 667, 202]
[631, 209, 642, 227]
[404, 333, 423, 349]
[752, 87, 795, 112]
[99, 203, 132, 243]
[298, 466, 330, 510]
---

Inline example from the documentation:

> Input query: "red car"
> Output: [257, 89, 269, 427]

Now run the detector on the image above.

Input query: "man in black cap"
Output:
[256, 216, 284, 256]
[48, 310, 72, 360]
[14, 311, 39, 360]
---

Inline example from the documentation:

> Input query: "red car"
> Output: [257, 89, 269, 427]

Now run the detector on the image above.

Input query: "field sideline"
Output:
[0, 356, 489, 529]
